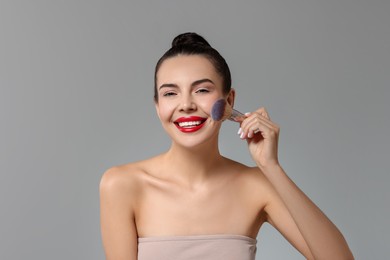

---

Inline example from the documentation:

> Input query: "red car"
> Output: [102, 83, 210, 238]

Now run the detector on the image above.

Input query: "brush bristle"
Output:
[211, 99, 232, 121]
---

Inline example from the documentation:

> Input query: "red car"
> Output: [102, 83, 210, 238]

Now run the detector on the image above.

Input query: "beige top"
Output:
[137, 234, 257, 260]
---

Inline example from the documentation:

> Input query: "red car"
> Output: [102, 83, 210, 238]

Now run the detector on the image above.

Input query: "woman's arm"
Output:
[100, 167, 138, 260]
[263, 165, 353, 259]
[240, 108, 354, 259]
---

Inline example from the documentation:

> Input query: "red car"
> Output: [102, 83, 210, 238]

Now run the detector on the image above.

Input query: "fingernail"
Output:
[240, 132, 245, 139]
[237, 128, 242, 135]
[245, 112, 251, 116]
[248, 132, 253, 138]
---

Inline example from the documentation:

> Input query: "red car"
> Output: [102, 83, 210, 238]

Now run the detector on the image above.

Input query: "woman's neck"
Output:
[161, 141, 224, 188]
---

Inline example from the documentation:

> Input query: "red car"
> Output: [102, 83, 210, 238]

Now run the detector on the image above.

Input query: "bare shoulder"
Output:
[99, 157, 158, 199]
[225, 159, 270, 187]
[100, 164, 138, 192]
[225, 160, 277, 204]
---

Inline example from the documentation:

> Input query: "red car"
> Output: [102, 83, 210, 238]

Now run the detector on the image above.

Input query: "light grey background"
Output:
[1, 0, 389, 259]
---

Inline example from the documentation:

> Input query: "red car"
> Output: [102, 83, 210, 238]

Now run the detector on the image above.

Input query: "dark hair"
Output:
[154, 32, 231, 102]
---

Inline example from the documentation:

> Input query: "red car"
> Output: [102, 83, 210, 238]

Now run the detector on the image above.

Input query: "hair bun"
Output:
[171, 32, 211, 48]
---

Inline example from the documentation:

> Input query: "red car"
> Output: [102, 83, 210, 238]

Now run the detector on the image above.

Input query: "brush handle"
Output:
[229, 109, 246, 122]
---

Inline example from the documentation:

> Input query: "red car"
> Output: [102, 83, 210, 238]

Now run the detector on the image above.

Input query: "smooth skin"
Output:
[100, 55, 354, 260]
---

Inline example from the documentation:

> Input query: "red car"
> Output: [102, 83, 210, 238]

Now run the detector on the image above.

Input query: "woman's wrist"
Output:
[257, 162, 284, 176]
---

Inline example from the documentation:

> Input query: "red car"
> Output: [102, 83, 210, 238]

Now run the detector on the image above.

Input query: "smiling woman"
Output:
[99, 32, 354, 260]
[154, 54, 225, 147]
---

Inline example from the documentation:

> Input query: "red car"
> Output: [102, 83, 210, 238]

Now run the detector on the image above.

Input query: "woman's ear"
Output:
[154, 101, 161, 120]
[227, 88, 236, 108]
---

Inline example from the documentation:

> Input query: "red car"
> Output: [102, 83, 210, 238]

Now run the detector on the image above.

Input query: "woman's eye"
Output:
[196, 88, 210, 94]
[163, 92, 176, 97]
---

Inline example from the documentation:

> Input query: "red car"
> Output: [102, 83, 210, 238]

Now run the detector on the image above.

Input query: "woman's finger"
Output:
[240, 113, 278, 139]
[251, 107, 271, 120]
[240, 116, 278, 139]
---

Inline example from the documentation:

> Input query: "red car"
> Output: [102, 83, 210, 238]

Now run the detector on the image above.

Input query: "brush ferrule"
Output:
[229, 109, 246, 122]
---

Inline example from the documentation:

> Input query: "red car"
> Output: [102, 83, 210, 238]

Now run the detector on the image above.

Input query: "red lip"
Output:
[175, 116, 206, 123]
[174, 116, 207, 133]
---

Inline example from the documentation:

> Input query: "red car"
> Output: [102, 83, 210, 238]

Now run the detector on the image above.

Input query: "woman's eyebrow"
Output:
[159, 79, 214, 90]
[191, 78, 214, 87]
[158, 83, 178, 90]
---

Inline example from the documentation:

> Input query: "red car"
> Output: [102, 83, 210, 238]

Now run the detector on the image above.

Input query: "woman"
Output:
[100, 32, 354, 260]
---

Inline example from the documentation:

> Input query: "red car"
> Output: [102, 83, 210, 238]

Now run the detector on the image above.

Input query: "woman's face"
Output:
[155, 55, 233, 148]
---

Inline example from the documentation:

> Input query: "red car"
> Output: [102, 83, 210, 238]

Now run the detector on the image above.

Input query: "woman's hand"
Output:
[238, 108, 354, 260]
[238, 107, 280, 170]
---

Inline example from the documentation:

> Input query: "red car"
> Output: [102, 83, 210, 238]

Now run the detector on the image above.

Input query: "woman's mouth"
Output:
[174, 116, 207, 133]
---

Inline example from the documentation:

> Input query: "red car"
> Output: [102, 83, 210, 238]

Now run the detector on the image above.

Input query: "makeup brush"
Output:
[211, 98, 246, 122]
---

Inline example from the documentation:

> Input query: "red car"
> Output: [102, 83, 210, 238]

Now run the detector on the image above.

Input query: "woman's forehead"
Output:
[156, 55, 221, 85]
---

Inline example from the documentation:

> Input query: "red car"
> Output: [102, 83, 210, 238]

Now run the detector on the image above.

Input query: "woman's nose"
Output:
[179, 96, 196, 112]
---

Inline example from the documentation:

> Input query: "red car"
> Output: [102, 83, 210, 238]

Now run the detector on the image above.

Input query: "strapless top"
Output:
[137, 234, 257, 260]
